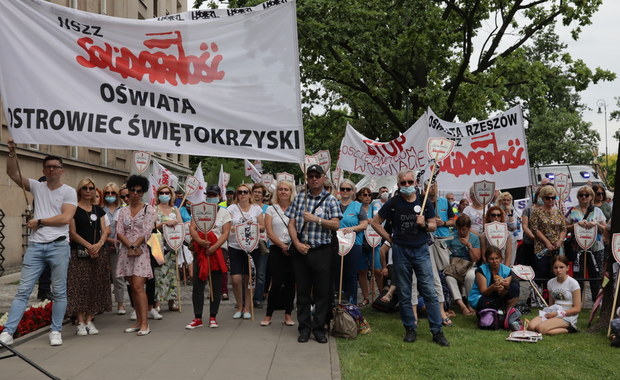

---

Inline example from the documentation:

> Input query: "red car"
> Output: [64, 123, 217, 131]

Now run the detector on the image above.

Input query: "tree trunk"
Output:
[589, 139, 620, 334]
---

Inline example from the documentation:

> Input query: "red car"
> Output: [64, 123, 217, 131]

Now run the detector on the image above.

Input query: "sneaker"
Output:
[243, 312, 251, 320]
[0, 331, 14, 345]
[76, 323, 88, 336]
[432, 331, 450, 347]
[117, 308, 127, 315]
[209, 317, 219, 328]
[185, 318, 203, 330]
[148, 309, 163, 320]
[403, 327, 417, 343]
[49, 331, 63, 346]
[86, 322, 99, 335]
[130, 310, 137, 321]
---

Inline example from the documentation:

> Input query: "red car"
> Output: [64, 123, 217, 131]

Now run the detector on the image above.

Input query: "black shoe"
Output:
[298, 333, 310, 343]
[432, 331, 450, 347]
[403, 327, 417, 343]
[254, 301, 263, 309]
[314, 332, 328, 344]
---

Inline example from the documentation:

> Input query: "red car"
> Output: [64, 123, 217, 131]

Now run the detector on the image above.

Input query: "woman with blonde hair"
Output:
[227, 183, 265, 319]
[338, 179, 368, 306]
[102, 182, 127, 315]
[67, 178, 111, 336]
[261, 181, 296, 326]
[482, 206, 514, 267]
[154, 184, 183, 312]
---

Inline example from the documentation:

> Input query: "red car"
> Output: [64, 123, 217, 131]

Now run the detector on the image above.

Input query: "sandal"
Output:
[357, 299, 370, 307]
[442, 318, 454, 327]
[380, 293, 393, 303]
[168, 300, 179, 312]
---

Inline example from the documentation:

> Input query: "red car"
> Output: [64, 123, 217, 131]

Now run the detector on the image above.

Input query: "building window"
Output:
[70, 146, 78, 160]
[102, 148, 108, 166]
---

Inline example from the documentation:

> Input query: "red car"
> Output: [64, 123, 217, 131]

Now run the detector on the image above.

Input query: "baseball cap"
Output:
[206, 185, 221, 195]
[306, 164, 325, 175]
[226, 187, 234, 194]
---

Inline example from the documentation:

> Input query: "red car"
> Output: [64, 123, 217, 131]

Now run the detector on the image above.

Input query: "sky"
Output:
[187, 0, 620, 156]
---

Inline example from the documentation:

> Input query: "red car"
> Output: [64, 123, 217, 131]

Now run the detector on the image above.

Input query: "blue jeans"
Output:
[253, 253, 268, 304]
[3, 240, 70, 335]
[392, 243, 442, 333]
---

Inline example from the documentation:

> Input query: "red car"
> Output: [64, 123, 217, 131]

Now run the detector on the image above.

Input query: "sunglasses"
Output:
[577, 193, 591, 198]
[307, 174, 322, 179]
[81, 186, 95, 191]
[596, 192, 605, 196]
[128, 188, 144, 194]
[104, 191, 116, 196]
[340, 187, 352, 192]
[360, 193, 372, 197]
[544, 196, 556, 200]
[237, 190, 250, 195]
[399, 180, 415, 186]
[489, 213, 502, 218]
[119, 195, 127, 199]
[159, 191, 171, 195]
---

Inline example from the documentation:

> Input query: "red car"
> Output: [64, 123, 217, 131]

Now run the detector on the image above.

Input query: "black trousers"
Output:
[192, 262, 222, 318]
[292, 244, 332, 335]
[266, 245, 295, 316]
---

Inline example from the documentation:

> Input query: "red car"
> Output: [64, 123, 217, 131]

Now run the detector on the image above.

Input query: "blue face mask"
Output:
[104, 196, 117, 204]
[206, 197, 219, 204]
[158, 195, 171, 203]
[399, 186, 416, 195]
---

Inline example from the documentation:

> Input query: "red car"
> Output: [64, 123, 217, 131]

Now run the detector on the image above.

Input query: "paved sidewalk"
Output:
[0, 273, 341, 380]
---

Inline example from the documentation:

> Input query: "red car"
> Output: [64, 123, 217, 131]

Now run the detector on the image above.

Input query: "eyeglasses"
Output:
[324, 186, 332, 190]
[104, 191, 116, 196]
[307, 174, 322, 179]
[577, 193, 591, 198]
[340, 187, 352, 192]
[489, 213, 502, 218]
[81, 186, 95, 191]
[128, 187, 144, 194]
[596, 192, 605, 196]
[237, 190, 250, 195]
[159, 191, 171, 195]
[360, 193, 372, 197]
[544, 196, 556, 200]
[44, 165, 63, 170]
[399, 180, 414, 186]
[119, 195, 127, 199]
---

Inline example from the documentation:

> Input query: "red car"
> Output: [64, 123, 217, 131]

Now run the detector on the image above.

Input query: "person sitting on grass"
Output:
[468, 246, 519, 315]
[527, 255, 581, 335]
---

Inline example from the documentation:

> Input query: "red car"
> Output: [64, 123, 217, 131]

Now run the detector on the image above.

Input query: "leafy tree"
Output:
[196, 0, 613, 168]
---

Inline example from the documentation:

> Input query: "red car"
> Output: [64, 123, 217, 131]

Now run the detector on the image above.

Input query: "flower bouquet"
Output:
[0, 300, 53, 337]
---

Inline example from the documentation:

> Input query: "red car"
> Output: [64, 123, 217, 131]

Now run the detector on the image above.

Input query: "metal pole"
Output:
[597, 99, 608, 174]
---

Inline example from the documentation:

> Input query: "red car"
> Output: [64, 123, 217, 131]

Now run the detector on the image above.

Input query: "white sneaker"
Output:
[76, 323, 88, 336]
[0, 331, 14, 345]
[86, 321, 99, 335]
[49, 331, 63, 346]
[130, 310, 137, 321]
[148, 309, 163, 320]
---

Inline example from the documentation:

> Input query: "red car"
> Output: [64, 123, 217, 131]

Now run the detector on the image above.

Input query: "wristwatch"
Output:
[318, 218, 322, 226]
[130, 245, 136, 250]
[37, 219, 43, 227]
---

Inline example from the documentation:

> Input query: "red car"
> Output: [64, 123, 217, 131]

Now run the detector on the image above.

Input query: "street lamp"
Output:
[597, 99, 608, 173]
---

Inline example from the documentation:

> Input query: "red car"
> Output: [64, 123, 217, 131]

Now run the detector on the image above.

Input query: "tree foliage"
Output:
[194, 0, 614, 168]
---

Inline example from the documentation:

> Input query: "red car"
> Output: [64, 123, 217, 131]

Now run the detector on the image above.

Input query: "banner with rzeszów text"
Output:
[0, 0, 303, 163]
[426, 105, 530, 191]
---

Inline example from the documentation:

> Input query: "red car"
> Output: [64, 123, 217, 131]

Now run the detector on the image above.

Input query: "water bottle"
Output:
[536, 248, 548, 259]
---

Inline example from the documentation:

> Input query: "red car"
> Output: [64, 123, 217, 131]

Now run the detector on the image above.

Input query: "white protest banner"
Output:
[183, 221, 192, 244]
[337, 117, 428, 177]
[336, 230, 355, 256]
[331, 166, 343, 188]
[364, 225, 382, 248]
[613, 234, 620, 264]
[133, 151, 151, 174]
[484, 222, 508, 250]
[574, 224, 596, 251]
[235, 223, 260, 253]
[217, 165, 229, 199]
[152, 160, 179, 190]
[473, 180, 495, 206]
[426, 105, 531, 191]
[0, 0, 304, 163]
[262, 173, 275, 188]
[276, 172, 295, 184]
[315, 150, 331, 174]
[163, 224, 185, 252]
[192, 202, 217, 233]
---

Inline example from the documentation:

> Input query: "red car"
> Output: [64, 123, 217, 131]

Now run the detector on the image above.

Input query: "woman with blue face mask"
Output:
[154, 185, 183, 312]
[103, 182, 127, 315]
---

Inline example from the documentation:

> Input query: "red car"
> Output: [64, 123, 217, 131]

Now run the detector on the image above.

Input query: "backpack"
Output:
[331, 305, 358, 339]
[343, 304, 371, 335]
[504, 307, 523, 331]
[477, 308, 501, 330]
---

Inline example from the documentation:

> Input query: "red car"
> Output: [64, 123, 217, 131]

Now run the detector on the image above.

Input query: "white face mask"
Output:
[380, 192, 389, 200]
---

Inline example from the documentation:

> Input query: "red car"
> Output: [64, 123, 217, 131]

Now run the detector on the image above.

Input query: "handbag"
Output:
[258, 240, 269, 255]
[443, 257, 473, 284]
[73, 247, 90, 259]
[430, 239, 452, 271]
[331, 305, 358, 339]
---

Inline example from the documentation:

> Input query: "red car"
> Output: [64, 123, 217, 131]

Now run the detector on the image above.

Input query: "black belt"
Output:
[45, 236, 66, 243]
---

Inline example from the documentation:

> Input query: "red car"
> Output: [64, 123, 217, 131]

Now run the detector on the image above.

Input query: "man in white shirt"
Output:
[0, 139, 77, 347]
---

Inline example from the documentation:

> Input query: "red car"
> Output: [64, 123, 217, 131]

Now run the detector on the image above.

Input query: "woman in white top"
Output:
[261, 181, 296, 326]
[463, 186, 486, 234]
[528, 255, 581, 335]
[227, 184, 265, 319]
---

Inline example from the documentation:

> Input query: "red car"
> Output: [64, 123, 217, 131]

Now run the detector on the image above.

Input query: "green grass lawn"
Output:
[336, 308, 618, 380]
